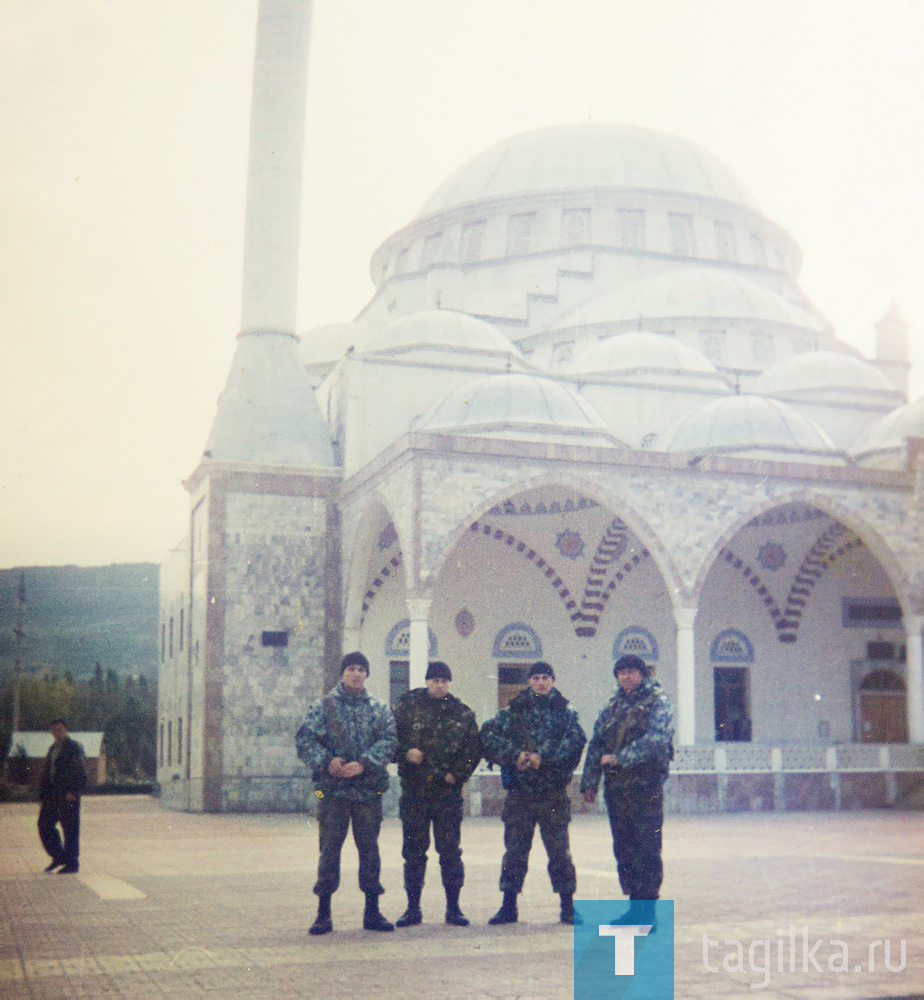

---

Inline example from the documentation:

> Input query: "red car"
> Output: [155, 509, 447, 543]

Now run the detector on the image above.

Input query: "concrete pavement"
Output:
[0, 796, 922, 999]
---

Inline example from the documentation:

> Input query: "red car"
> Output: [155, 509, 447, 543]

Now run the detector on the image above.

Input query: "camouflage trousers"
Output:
[604, 780, 665, 900]
[399, 787, 464, 892]
[313, 795, 384, 897]
[498, 788, 576, 895]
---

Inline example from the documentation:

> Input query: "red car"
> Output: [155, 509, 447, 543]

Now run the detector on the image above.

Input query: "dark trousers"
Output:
[38, 795, 80, 867]
[399, 788, 464, 892]
[604, 781, 664, 900]
[313, 795, 384, 897]
[499, 788, 576, 895]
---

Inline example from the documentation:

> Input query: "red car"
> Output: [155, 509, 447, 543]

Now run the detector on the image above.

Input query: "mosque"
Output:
[157, 0, 924, 813]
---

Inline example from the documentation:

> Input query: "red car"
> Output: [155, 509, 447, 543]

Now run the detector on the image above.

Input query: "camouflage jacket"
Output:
[393, 688, 481, 796]
[580, 677, 674, 793]
[480, 687, 586, 795]
[295, 682, 397, 801]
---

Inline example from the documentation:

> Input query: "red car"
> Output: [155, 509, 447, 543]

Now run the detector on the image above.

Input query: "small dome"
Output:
[852, 396, 924, 467]
[414, 372, 623, 447]
[570, 331, 729, 390]
[551, 268, 822, 333]
[658, 395, 845, 464]
[298, 320, 375, 369]
[418, 124, 759, 217]
[365, 310, 521, 357]
[753, 350, 897, 398]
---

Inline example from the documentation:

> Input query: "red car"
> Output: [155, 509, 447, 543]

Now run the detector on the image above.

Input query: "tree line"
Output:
[2, 663, 156, 782]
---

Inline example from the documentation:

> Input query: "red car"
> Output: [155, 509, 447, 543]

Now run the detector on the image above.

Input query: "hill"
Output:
[0, 564, 158, 682]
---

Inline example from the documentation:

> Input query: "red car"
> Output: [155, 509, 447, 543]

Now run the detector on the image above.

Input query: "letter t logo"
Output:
[598, 925, 653, 975]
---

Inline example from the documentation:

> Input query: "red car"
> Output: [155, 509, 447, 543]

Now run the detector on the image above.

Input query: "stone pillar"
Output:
[907, 615, 923, 743]
[407, 597, 432, 690]
[675, 606, 697, 745]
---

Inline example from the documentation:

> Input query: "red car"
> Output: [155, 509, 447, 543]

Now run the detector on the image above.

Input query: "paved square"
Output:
[0, 797, 921, 998]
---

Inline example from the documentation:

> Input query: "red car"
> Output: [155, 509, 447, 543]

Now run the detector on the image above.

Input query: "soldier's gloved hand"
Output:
[406, 748, 424, 764]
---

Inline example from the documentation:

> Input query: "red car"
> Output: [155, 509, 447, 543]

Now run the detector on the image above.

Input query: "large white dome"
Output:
[365, 309, 521, 357]
[852, 396, 924, 468]
[414, 372, 623, 447]
[552, 268, 822, 334]
[657, 395, 846, 464]
[418, 124, 759, 217]
[753, 350, 898, 399]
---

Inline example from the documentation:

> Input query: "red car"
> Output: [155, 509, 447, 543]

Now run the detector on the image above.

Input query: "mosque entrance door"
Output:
[713, 667, 752, 741]
[858, 669, 907, 743]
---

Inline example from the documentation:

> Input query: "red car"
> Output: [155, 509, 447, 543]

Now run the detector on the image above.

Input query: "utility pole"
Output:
[10, 572, 25, 736]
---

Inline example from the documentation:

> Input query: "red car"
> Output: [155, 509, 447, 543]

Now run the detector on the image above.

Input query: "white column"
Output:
[907, 614, 924, 743]
[675, 606, 697, 745]
[241, 0, 313, 335]
[406, 597, 432, 691]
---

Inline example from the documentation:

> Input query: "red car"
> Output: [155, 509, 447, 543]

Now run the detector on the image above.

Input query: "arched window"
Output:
[710, 629, 754, 664]
[612, 626, 659, 664]
[385, 619, 437, 658]
[492, 623, 542, 659]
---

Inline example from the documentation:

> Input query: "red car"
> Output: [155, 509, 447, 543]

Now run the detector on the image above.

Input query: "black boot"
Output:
[395, 887, 422, 928]
[611, 898, 657, 931]
[363, 891, 394, 932]
[488, 891, 518, 925]
[444, 885, 469, 927]
[559, 892, 583, 925]
[309, 894, 333, 936]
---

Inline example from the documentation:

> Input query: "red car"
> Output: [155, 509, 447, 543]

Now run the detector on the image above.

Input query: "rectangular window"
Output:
[389, 660, 409, 706]
[750, 234, 767, 267]
[158, 722, 164, 767]
[167, 720, 173, 766]
[715, 221, 737, 262]
[179, 608, 184, 652]
[617, 209, 645, 249]
[261, 631, 289, 648]
[168, 617, 174, 657]
[507, 212, 536, 255]
[561, 208, 591, 246]
[668, 213, 695, 256]
[460, 220, 486, 262]
[842, 598, 902, 627]
[699, 330, 726, 365]
[160, 624, 165, 663]
[422, 232, 443, 266]
[177, 717, 183, 766]
[552, 341, 574, 365]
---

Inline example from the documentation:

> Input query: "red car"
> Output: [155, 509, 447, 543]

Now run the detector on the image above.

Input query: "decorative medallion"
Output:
[757, 541, 787, 571]
[555, 529, 585, 560]
[455, 608, 475, 638]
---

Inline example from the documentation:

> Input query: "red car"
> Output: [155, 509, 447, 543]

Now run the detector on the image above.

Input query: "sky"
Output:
[2, 0, 923, 569]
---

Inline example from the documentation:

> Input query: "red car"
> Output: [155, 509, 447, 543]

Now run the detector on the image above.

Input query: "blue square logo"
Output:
[574, 900, 674, 999]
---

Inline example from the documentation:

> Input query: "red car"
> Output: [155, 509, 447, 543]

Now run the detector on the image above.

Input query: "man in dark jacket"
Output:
[581, 654, 674, 925]
[392, 661, 480, 928]
[480, 662, 586, 925]
[295, 651, 397, 935]
[38, 719, 87, 873]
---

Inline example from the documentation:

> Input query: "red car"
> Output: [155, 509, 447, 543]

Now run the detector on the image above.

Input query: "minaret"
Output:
[874, 300, 910, 399]
[172, 0, 341, 813]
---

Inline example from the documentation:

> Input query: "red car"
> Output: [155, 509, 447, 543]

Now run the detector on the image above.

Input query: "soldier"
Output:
[580, 654, 674, 926]
[480, 662, 586, 925]
[296, 651, 397, 935]
[392, 661, 481, 928]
